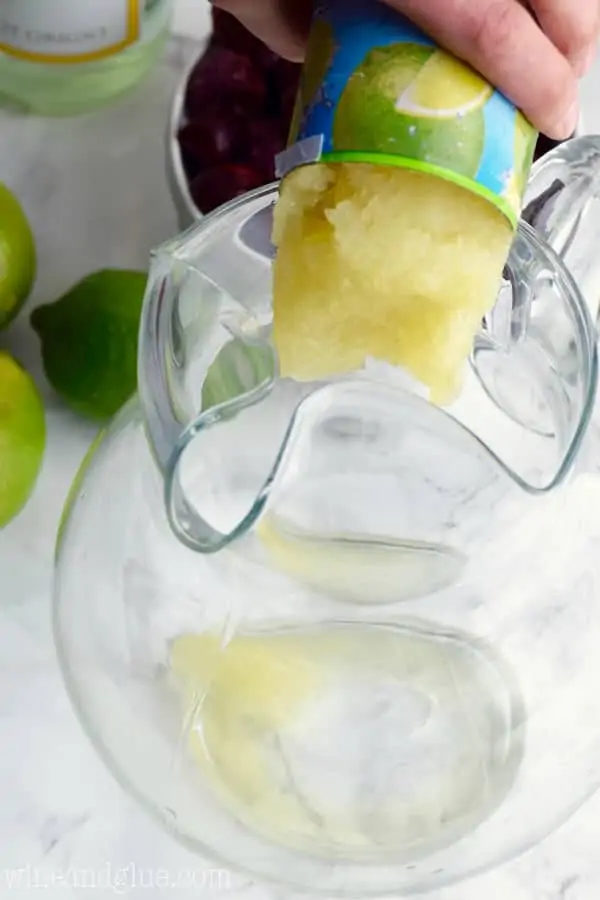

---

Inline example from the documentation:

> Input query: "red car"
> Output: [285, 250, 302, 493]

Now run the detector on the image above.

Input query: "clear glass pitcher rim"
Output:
[139, 139, 600, 555]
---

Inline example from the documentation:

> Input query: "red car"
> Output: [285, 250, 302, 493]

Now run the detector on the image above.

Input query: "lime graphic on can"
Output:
[276, 0, 538, 229]
[334, 45, 490, 178]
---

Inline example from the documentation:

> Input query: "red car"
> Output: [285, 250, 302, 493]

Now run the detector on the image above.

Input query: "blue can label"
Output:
[276, 0, 537, 228]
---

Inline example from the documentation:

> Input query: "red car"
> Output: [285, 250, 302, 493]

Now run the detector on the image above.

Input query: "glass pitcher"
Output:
[55, 136, 600, 897]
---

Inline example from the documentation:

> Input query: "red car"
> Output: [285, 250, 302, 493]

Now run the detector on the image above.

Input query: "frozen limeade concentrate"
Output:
[272, 0, 537, 402]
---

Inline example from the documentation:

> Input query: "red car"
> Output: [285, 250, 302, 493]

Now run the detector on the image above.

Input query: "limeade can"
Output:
[277, 0, 538, 229]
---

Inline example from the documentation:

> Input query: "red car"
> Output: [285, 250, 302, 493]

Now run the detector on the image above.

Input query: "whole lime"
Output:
[0, 352, 45, 528]
[31, 269, 148, 421]
[0, 183, 36, 329]
[333, 44, 486, 178]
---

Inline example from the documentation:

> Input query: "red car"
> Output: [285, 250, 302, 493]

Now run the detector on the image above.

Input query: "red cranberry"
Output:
[190, 164, 266, 214]
[242, 118, 286, 181]
[184, 46, 267, 119]
[177, 110, 245, 171]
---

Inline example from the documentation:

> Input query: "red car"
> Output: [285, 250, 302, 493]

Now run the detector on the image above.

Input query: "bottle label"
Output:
[276, 0, 537, 229]
[0, 0, 146, 64]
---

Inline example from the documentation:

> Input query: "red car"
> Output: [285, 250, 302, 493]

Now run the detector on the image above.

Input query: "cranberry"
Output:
[190, 164, 266, 214]
[177, 111, 245, 171]
[184, 46, 267, 119]
[242, 118, 285, 181]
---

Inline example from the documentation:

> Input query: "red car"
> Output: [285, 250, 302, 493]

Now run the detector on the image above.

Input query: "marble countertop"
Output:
[2, 5, 600, 898]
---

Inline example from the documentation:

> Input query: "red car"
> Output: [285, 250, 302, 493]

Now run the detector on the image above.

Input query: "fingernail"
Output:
[550, 99, 579, 140]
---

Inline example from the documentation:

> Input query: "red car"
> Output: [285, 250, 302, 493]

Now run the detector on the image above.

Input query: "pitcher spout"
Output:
[137, 158, 598, 565]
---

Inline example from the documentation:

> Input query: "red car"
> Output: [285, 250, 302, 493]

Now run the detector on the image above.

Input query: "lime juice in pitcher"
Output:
[273, 0, 538, 402]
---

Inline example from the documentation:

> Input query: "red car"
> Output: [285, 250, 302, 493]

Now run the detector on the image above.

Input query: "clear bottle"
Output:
[0, 0, 172, 116]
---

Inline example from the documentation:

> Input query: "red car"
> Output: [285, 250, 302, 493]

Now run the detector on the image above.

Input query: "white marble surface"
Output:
[3, 4, 600, 897]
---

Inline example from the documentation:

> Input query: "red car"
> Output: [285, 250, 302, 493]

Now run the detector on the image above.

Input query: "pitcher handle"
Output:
[163, 385, 275, 554]
[522, 135, 600, 329]
[137, 239, 279, 553]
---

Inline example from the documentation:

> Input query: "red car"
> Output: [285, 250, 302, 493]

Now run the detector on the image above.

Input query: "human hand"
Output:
[211, 0, 599, 139]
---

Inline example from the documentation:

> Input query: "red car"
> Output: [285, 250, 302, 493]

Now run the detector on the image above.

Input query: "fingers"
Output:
[210, 0, 310, 61]
[384, 0, 579, 139]
[214, 0, 589, 139]
[529, 0, 600, 76]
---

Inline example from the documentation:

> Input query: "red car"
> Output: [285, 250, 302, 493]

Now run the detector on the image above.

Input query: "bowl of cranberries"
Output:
[168, 8, 583, 229]
[168, 8, 300, 227]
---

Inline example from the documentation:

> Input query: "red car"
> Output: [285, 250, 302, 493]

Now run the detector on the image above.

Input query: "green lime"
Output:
[0, 351, 45, 528]
[30, 269, 148, 421]
[333, 43, 486, 178]
[0, 183, 36, 329]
